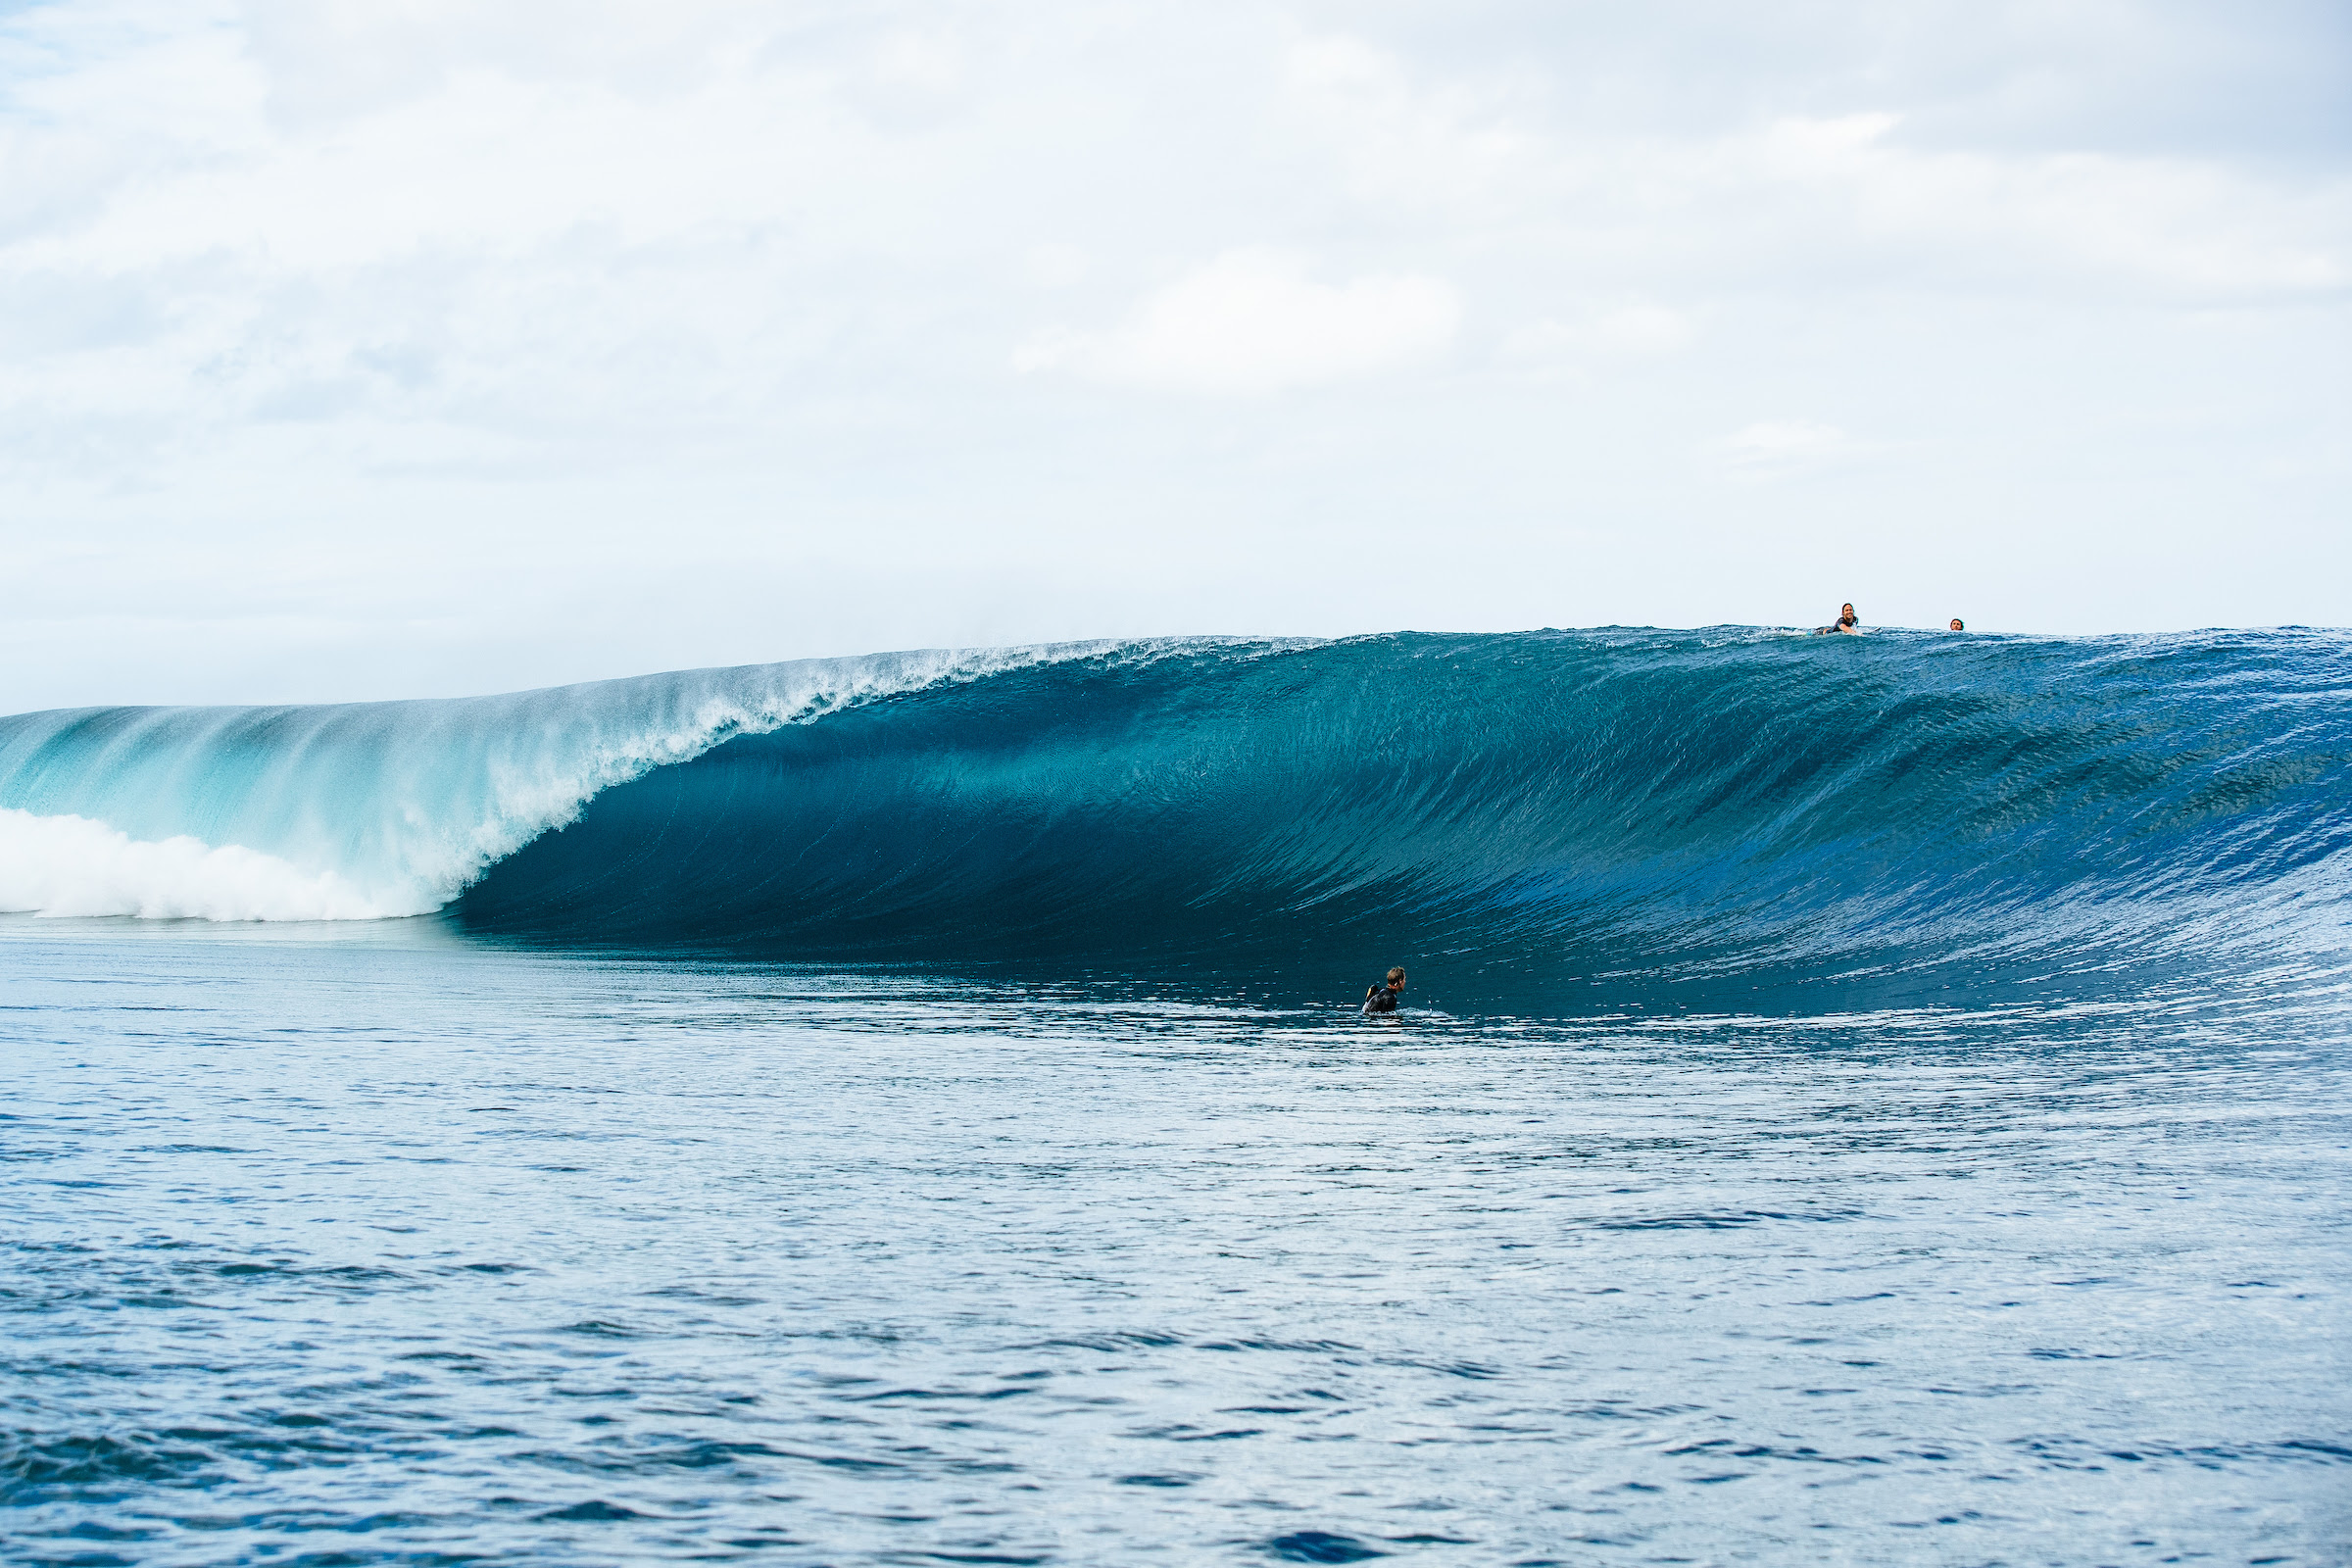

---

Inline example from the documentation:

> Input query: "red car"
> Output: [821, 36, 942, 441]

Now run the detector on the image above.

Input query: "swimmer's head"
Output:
[1387, 967, 1407, 988]
[1950, 617, 1965, 631]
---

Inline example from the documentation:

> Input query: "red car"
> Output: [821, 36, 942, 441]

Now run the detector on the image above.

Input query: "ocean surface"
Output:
[3, 628, 2349, 1564]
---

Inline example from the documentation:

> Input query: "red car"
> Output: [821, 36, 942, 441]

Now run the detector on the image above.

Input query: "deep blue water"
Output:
[3, 630, 2350, 1562]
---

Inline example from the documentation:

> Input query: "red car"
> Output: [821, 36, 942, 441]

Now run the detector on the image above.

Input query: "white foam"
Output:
[0, 808, 396, 921]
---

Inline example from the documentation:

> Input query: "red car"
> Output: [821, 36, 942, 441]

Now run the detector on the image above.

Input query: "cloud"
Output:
[0, 0, 2345, 705]
[1021, 243, 1091, 289]
[1720, 420, 1851, 479]
[1590, 305, 1695, 355]
[1277, 30, 2348, 303]
[1281, 32, 1539, 213]
[1723, 112, 2350, 297]
[1013, 250, 1461, 394]
[1504, 305, 1696, 368]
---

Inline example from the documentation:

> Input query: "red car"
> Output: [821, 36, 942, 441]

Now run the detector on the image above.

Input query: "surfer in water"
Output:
[1363, 967, 1407, 1015]
[1950, 617, 1966, 631]
[1813, 603, 1860, 635]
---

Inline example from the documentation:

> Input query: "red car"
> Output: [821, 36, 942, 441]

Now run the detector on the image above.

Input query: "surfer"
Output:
[1362, 967, 1407, 1015]
[1949, 617, 1966, 631]
[1812, 603, 1860, 635]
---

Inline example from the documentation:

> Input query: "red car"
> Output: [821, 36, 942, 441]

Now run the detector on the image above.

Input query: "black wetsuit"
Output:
[1363, 985, 1400, 1015]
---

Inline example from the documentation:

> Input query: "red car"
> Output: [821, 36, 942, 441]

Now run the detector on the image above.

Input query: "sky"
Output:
[1, 0, 2347, 709]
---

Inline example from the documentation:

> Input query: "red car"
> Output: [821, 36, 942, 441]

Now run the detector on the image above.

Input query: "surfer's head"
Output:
[1950, 617, 1965, 631]
[1386, 967, 1407, 989]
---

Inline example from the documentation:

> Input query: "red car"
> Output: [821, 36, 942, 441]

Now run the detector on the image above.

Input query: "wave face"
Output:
[0, 645, 1117, 920]
[6, 630, 2349, 1009]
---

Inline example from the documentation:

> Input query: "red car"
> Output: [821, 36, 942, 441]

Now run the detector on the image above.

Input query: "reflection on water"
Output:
[2, 916, 2347, 1565]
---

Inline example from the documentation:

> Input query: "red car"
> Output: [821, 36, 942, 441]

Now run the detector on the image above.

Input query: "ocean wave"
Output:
[4, 629, 2347, 1006]
[0, 640, 1153, 922]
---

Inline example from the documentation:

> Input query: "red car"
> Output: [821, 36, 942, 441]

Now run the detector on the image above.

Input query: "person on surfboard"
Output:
[1363, 967, 1407, 1015]
[1813, 603, 1860, 635]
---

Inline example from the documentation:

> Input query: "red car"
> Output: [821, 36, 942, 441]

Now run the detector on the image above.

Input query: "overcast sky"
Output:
[2, 0, 2347, 708]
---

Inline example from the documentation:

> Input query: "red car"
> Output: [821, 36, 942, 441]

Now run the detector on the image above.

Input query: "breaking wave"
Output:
[5, 629, 2348, 1009]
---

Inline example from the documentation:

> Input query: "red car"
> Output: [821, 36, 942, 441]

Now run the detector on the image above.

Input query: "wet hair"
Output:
[1387, 967, 1407, 986]
[1950, 617, 1965, 631]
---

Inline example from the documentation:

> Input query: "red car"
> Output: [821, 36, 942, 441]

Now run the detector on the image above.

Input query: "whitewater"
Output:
[4, 627, 2348, 1566]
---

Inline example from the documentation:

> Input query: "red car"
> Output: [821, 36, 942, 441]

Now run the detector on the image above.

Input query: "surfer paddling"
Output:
[1812, 603, 1860, 635]
[1363, 967, 1407, 1016]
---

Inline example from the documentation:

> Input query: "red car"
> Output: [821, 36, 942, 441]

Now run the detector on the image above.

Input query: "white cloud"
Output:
[1013, 250, 1461, 394]
[1716, 112, 2348, 297]
[0, 0, 2346, 706]
[1505, 305, 1695, 368]
[1021, 243, 1091, 289]
[1592, 305, 1695, 355]
[1720, 420, 1851, 479]
[1281, 32, 1539, 213]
